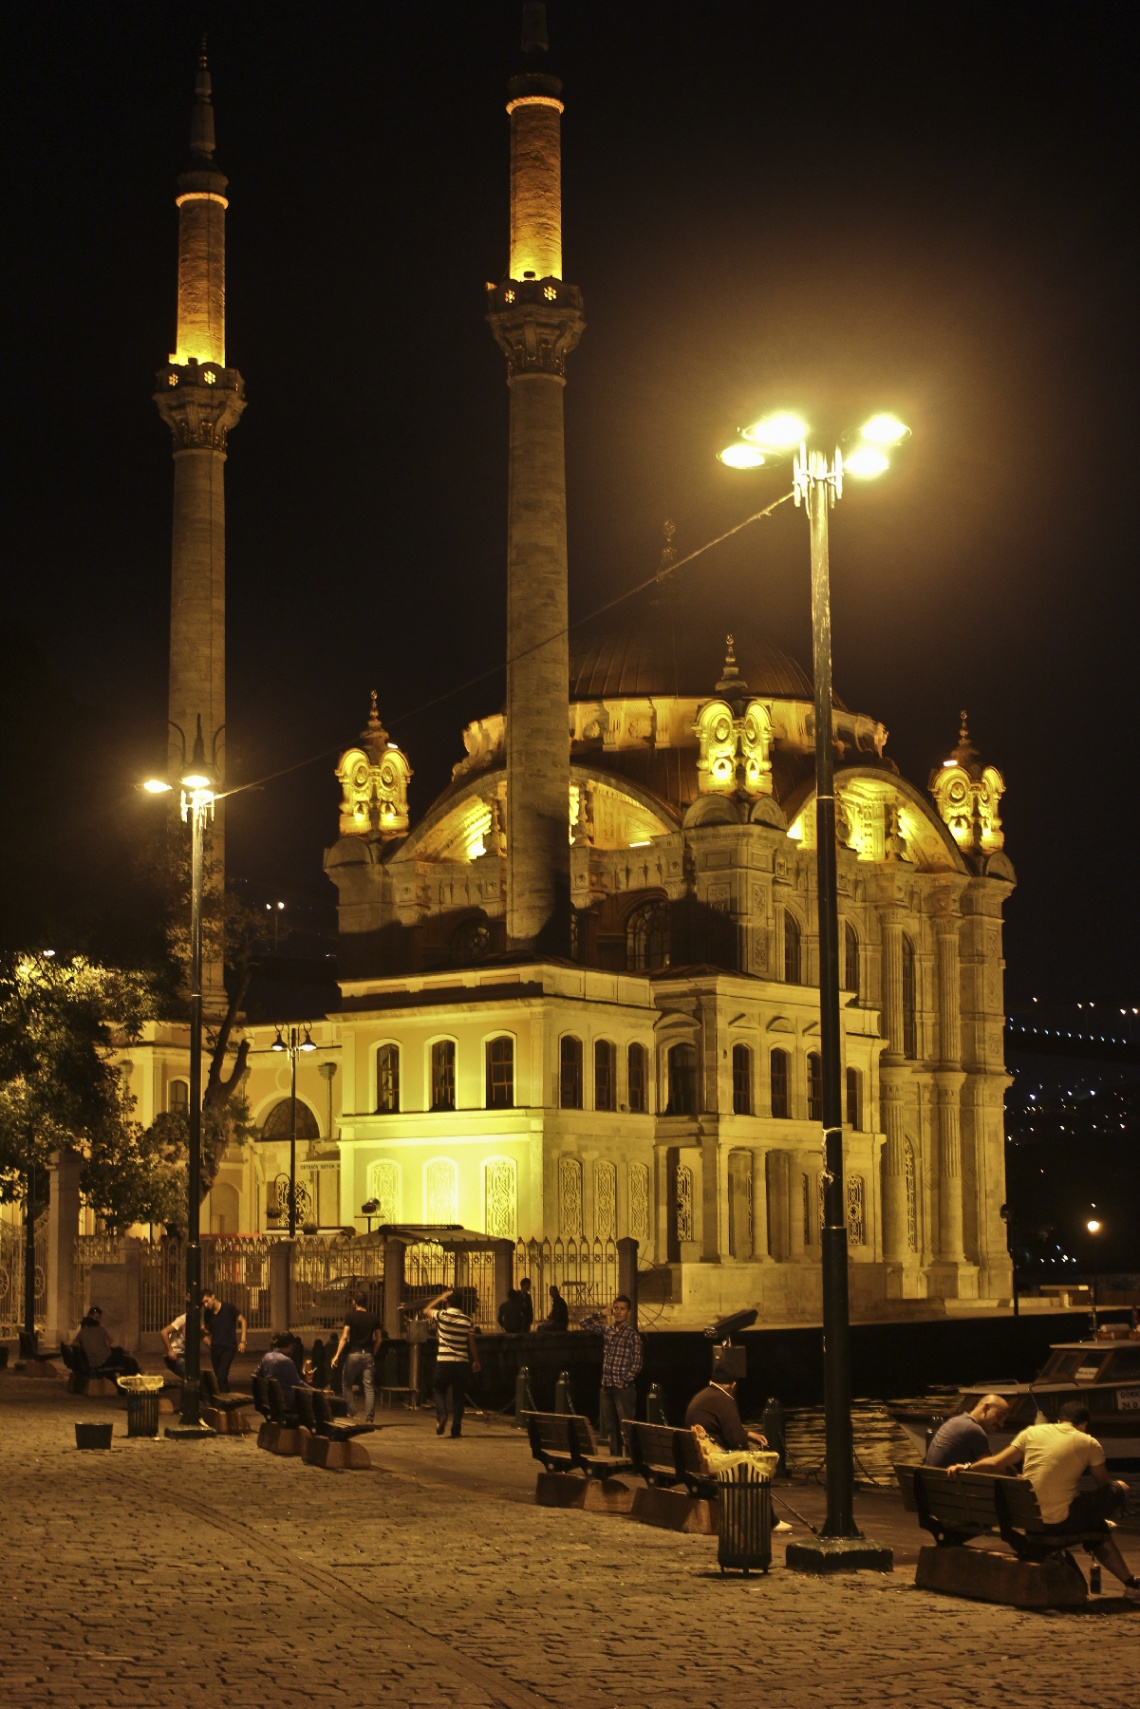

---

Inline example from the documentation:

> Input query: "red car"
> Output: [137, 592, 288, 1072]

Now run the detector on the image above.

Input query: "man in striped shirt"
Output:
[580, 1295, 642, 1455]
[425, 1288, 481, 1438]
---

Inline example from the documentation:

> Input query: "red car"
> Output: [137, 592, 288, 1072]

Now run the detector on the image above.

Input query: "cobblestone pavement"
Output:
[1, 1375, 1137, 1709]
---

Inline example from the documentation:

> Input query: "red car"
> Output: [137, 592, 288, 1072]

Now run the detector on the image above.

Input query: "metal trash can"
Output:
[75, 1422, 114, 1450]
[716, 1460, 772, 1575]
[126, 1391, 160, 1437]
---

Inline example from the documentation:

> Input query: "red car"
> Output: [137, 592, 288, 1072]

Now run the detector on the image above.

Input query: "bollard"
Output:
[646, 1382, 666, 1425]
[553, 1370, 576, 1415]
[760, 1396, 787, 1476]
[513, 1363, 537, 1426]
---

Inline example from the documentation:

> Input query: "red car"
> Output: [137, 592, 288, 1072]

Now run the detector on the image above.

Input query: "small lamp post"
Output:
[271, 1025, 317, 1237]
[718, 410, 909, 1572]
[1086, 1214, 1102, 1332]
[143, 715, 219, 1438]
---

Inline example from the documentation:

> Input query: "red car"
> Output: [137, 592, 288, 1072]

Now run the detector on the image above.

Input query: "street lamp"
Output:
[719, 409, 908, 1572]
[272, 1025, 317, 1237]
[1086, 1214, 1102, 1331]
[143, 714, 218, 1438]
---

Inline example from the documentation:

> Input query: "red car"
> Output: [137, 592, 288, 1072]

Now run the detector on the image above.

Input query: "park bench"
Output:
[293, 1388, 375, 1470]
[254, 1377, 310, 1458]
[523, 1412, 636, 1513]
[58, 1342, 119, 1399]
[897, 1464, 1105, 1607]
[199, 1368, 255, 1436]
[622, 1421, 718, 1533]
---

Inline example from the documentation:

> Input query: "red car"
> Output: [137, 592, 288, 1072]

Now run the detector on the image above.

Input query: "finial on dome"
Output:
[715, 633, 749, 698]
[949, 708, 980, 773]
[190, 38, 216, 159]
[362, 690, 389, 760]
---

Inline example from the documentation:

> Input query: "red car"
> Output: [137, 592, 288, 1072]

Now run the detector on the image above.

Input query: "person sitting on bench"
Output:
[73, 1307, 140, 1377]
[925, 1394, 1009, 1467]
[536, 1285, 569, 1333]
[953, 1398, 1139, 1601]
[254, 1332, 312, 1410]
[684, 1360, 769, 1470]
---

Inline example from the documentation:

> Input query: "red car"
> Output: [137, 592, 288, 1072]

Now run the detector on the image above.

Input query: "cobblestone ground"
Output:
[1, 1376, 1137, 1709]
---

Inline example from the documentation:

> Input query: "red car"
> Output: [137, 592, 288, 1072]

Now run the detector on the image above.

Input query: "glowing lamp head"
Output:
[741, 411, 808, 451]
[142, 778, 173, 795]
[300, 1029, 317, 1053]
[860, 413, 910, 445]
[180, 767, 215, 791]
[1086, 1218, 1102, 1235]
[718, 442, 767, 469]
[844, 446, 891, 478]
[271, 1030, 286, 1053]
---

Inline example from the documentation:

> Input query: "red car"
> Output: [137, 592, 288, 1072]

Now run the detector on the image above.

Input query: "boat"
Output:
[886, 1329, 1140, 1467]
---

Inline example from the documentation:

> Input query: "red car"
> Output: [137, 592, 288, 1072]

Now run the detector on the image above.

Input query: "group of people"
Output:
[926, 1392, 1139, 1600]
[496, 1279, 570, 1334]
[160, 1292, 247, 1385]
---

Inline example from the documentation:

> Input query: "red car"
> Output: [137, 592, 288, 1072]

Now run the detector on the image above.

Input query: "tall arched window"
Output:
[807, 1051, 823, 1122]
[627, 898, 670, 971]
[845, 1066, 861, 1130]
[594, 1039, 616, 1111]
[425, 1157, 458, 1223]
[483, 1157, 517, 1238]
[366, 1159, 400, 1224]
[261, 1098, 320, 1142]
[559, 1036, 583, 1109]
[667, 1043, 698, 1115]
[376, 1044, 400, 1114]
[732, 1044, 752, 1115]
[844, 923, 860, 997]
[430, 1040, 456, 1111]
[770, 1048, 790, 1119]
[168, 1079, 189, 1115]
[627, 1042, 648, 1113]
[901, 935, 918, 1059]
[485, 1036, 514, 1109]
[783, 911, 802, 984]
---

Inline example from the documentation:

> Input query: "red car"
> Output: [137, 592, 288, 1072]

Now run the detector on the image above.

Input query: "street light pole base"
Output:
[785, 1536, 894, 1574]
[164, 1422, 216, 1441]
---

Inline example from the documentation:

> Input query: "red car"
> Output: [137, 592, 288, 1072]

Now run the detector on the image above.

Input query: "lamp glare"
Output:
[718, 443, 767, 469]
[860, 413, 910, 445]
[844, 447, 891, 478]
[741, 411, 808, 451]
[1086, 1218, 1101, 1234]
[143, 778, 173, 794]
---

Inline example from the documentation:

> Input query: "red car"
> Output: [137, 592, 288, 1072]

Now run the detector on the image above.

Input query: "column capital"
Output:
[487, 279, 584, 379]
[154, 361, 246, 451]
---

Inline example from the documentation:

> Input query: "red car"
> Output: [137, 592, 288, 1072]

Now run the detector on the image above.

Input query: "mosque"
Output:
[125, 8, 1016, 1326]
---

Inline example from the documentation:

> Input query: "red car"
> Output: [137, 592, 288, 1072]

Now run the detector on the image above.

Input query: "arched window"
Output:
[558, 1155, 583, 1235]
[168, 1079, 189, 1115]
[425, 1157, 458, 1223]
[594, 1039, 616, 1111]
[483, 1157, 517, 1238]
[627, 1042, 648, 1113]
[559, 1036, 583, 1109]
[783, 911, 802, 984]
[376, 1044, 400, 1114]
[261, 1098, 320, 1142]
[674, 1163, 694, 1243]
[844, 923, 860, 997]
[627, 898, 670, 971]
[807, 1052, 823, 1123]
[666, 1043, 697, 1116]
[485, 1036, 514, 1109]
[732, 1044, 752, 1115]
[430, 1040, 456, 1111]
[728, 1151, 752, 1258]
[366, 1159, 400, 1224]
[593, 1160, 617, 1239]
[901, 935, 918, 1059]
[847, 1175, 866, 1246]
[628, 1162, 650, 1238]
[845, 1066, 861, 1130]
[770, 1048, 790, 1119]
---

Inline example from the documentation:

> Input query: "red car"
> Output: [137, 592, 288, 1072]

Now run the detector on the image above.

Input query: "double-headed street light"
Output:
[143, 715, 217, 1438]
[271, 1025, 317, 1237]
[719, 408, 909, 1571]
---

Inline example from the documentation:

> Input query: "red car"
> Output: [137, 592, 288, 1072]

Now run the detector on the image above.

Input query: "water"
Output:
[783, 1397, 929, 1485]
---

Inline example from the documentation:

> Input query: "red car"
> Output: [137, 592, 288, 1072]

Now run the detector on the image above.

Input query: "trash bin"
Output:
[716, 1459, 772, 1575]
[126, 1391, 160, 1437]
[75, 1422, 114, 1450]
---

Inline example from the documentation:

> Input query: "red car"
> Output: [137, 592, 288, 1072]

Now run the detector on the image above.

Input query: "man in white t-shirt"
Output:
[161, 1312, 187, 1379]
[954, 1398, 1138, 1599]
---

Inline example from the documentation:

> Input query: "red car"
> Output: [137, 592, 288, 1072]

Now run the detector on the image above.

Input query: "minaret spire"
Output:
[486, 2, 585, 947]
[154, 52, 246, 1012]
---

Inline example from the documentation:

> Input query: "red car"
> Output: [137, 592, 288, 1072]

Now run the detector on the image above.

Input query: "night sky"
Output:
[4, 1, 1137, 1002]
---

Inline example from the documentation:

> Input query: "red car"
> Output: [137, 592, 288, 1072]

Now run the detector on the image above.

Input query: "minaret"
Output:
[154, 49, 245, 1010]
[486, 3, 584, 947]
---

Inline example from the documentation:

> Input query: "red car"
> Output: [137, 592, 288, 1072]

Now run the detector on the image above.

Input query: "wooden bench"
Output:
[523, 1412, 636, 1513]
[58, 1343, 119, 1398]
[255, 1377, 310, 1458]
[623, 1422, 718, 1534]
[897, 1464, 1104, 1606]
[294, 1388, 375, 1470]
[199, 1368, 254, 1436]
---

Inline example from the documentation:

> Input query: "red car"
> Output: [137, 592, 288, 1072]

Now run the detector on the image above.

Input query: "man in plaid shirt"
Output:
[581, 1294, 642, 1455]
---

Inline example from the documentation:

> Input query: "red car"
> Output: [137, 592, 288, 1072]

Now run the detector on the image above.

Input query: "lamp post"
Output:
[719, 410, 908, 1571]
[272, 1025, 316, 1236]
[143, 714, 218, 1437]
[1086, 1214, 1102, 1332]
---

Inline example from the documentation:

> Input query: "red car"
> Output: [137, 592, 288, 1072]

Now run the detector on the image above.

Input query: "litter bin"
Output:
[126, 1391, 160, 1437]
[716, 1459, 772, 1575]
[75, 1422, 114, 1450]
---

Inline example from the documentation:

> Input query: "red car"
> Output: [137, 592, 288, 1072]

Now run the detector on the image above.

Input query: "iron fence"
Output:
[73, 1233, 126, 1329]
[512, 1236, 619, 1324]
[0, 1213, 48, 1339]
[404, 1241, 498, 1331]
[292, 1232, 385, 1332]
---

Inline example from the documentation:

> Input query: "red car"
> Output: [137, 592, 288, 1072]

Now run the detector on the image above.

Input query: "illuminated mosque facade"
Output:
[127, 8, 1017, 1325]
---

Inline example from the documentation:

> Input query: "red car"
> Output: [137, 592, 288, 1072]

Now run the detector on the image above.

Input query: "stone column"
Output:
[787, 1153, 805, 1261]
[934, 907, 967, 1266]
[269, 1239, 293, 1334]
[750, 1148, 771, 1261]
[382, 1237, 407, 1342]
[877, 902, 910, 1265]
[766, 1150, 790, 1262]
[617, 1236, 639, 1322]
[493, 1239, 514, 1318]
[44, 1147, 83, 1349]
[487, 32, 584, 948]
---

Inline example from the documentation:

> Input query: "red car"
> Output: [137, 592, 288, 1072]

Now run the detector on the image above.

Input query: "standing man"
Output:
[202, 1290, 246, 1391]
[518, 1276, 534, 1332]
[330, 1290, 381, 1424]
[160, 1307, 187, 1379]
[425, 1287, 481, 1439]
[925, 1394, 1009, 1467]
[580, 1294, 642, 1457]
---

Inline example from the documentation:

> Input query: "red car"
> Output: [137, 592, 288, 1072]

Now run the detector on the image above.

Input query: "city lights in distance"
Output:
[741, 411, 808, 451]
[718, 442, 767, 469]
[844, 446, 891, 478]
[859, 413, 910, 445]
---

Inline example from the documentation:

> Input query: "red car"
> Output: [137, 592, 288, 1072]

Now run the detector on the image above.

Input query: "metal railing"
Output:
[0, 1213, 48, 1339]
[512, 1236, 619, 1324]
[403, 1240, 498, 1331]
[292, 1232, 385, 1332]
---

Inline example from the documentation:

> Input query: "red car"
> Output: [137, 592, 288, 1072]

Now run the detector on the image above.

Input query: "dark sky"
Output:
[4, 1, 1138, 1001]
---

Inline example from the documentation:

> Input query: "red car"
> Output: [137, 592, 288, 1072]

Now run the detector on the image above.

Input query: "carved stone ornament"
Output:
[336, 734, 412, 840]
[694, 697, 774, 797]
[486, 278, 585, 379]
[154, 361, 246, 451]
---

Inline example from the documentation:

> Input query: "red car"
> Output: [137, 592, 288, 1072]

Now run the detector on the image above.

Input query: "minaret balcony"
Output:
[486, 279, 585, 378]
[154, 359, 246, 451]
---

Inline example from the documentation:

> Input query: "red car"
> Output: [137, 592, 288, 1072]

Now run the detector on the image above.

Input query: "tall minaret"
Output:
[487, 3, 584, 947]
[154, 49, 245, 1010]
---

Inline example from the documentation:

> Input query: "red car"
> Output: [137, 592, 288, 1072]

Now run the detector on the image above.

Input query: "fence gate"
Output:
[0, 1213, 48, 1339]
